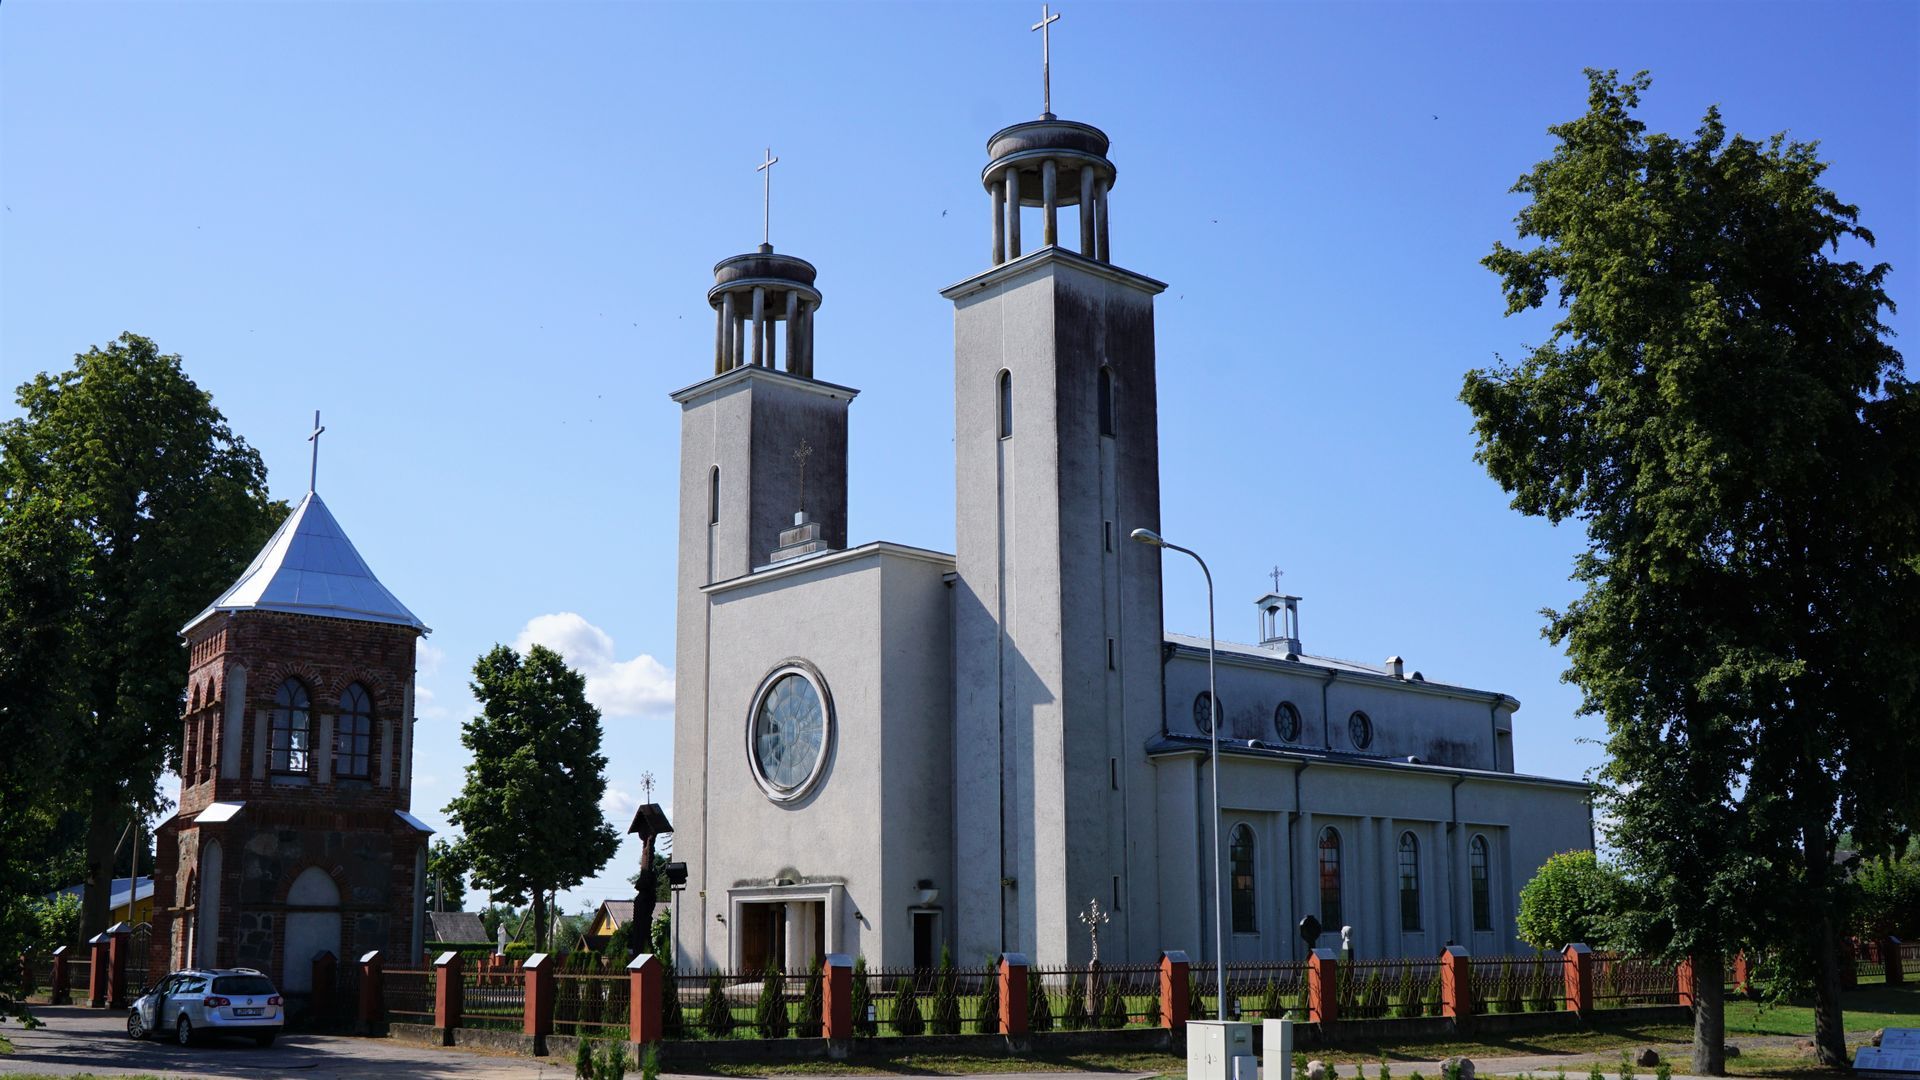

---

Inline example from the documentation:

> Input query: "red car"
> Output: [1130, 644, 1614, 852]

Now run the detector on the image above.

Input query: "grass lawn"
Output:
[686, 1049, 1189, 1076]
[1722, 984, 1920, 1037]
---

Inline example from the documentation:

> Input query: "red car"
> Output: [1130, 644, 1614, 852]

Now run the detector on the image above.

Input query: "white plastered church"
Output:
[668, 106, 1592, 975]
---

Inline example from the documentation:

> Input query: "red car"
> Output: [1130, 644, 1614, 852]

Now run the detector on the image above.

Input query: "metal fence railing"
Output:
[1594, 953, 1678, 1007]
[554, 972, 629, 1037]
[1027, 964, 1159, 1029]
[382, 967, 435, 1026]
[1183, 962, 1310, 1022]
[66, 956, 93, 998]
[1470, 954, 1563, 1013]
[463, 968, 526, 1032]
[1338, 957, 1443, 1019]
[124, 924, 154, 994]
[673, 968, 820, 1039]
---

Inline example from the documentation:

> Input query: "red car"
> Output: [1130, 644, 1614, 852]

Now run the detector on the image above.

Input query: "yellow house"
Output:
[47, 877, 154, 926]
[585, 900, 634, 950]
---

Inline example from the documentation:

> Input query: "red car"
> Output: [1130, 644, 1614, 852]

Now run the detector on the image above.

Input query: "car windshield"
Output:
[212, 975, 276, 996]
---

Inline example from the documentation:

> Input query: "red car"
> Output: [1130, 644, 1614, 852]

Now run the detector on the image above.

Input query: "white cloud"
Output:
[417, 639, 447, 678]
[602, 786, 639, 822]
[512, 612, 675, 719]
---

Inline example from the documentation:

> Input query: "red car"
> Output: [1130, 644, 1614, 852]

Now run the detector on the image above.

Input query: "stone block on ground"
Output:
[1636, 1048, 1660, 1067]
[1442, 1055, 1476, 1080]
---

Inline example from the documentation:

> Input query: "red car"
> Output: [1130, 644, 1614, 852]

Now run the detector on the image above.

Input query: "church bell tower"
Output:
[946, 104, 1168, 966]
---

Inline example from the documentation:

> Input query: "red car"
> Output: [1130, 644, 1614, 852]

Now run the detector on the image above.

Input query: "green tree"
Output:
[1465, 70, 1919, 1073]
[427, 837, 472, 914]
[444, 644, 621, 951]
[0, 333, 281, 944]
[1853, 853, 1920, 940]
[1516, 851, 1628, 952]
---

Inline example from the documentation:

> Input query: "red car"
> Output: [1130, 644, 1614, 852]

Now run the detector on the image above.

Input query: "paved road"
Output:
[3, 1005, 576, 1078]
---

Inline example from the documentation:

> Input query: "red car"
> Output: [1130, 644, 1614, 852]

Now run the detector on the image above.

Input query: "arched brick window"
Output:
[270, 678, 312, 774]
[334, 683, 373, 779]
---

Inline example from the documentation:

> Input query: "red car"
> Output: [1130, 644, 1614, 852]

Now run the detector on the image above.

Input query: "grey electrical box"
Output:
[1187, 1020, 1254, 1080]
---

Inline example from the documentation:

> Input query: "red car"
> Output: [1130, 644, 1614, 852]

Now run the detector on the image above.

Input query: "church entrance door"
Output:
[282, 867, 341, 993]
[740, 903, 786, 972]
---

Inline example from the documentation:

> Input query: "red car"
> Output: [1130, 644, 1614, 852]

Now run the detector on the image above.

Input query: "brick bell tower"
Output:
[151, 417, 432, 995]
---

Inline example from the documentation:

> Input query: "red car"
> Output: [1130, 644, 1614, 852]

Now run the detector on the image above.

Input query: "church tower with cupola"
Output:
[151, 427, 432, 997]
[945, 77, 1170, 964]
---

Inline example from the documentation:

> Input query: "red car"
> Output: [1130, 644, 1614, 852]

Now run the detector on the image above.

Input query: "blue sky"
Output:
[4, 1, 1915, 917]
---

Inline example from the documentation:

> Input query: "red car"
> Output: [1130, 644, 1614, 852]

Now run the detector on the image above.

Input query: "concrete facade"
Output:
[668, 114, 1592, 973]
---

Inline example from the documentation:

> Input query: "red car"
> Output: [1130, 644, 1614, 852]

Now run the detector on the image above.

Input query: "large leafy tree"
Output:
[0, 333, 281, 943]
[1464, 70, 1919, 1074]
[1515, 850, 1628, 953]
[444, 644, 620, 951]
[426, 837, 473, 914]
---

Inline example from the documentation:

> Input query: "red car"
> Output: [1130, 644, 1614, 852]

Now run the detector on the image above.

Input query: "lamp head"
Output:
[1129, 527, 1166, 548]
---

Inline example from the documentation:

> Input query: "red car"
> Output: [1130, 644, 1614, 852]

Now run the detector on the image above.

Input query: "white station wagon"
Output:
[128, 967, 284, 1046]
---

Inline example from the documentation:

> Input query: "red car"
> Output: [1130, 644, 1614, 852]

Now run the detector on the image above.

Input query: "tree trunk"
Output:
[79, 799, 120, 939]
[1692, 948, 1726, 1076]
[1804, 817, 1849, 1067]
[531, 890, 547, 953]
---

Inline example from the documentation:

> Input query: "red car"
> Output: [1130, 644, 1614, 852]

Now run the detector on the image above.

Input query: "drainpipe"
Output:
[1488, 699, 1502, 771]
[1320, 670, 1337, 749]
[1289, 761, 1309, 958]
[1448, 775, 1465, 943]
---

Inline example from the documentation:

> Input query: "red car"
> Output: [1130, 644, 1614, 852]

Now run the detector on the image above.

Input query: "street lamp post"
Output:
[1130, 527, 1225, 1016]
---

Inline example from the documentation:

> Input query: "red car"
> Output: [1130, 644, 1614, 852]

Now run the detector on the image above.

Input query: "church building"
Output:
[150, 472, 432, 993]
[670, 98, 1593, 973]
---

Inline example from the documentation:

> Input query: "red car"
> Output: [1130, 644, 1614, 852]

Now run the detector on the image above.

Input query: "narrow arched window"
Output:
[334, 683, 373, 779]
[270, 679, 311, 774]
[1398, 832, 1421, 931]
[1470, 834, 1492, 931]
[1230, 823, 1257, 932]
[1097, 366, 1115, 437]
[998, 370, 1013, 438]
[1318, 827, 1342, 930]
[708, 466, 721, 525]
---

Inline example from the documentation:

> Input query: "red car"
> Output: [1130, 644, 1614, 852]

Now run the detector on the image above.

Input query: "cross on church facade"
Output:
[307, 410, 326, 493]
[1078, 896, 1109, 962]
[793, 439, 814, 514]
[1031, 5, 1061, 119]
[757, 148, 780, 247]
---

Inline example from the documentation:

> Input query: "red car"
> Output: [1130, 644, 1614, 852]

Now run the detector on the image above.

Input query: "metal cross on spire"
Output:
[757, 147, 780, 247]
[1270, 566, 1285, 592]
[306, 410, 326, 493]
[1079, 897, 1110, 963]
[1031, 4, 1062, 119]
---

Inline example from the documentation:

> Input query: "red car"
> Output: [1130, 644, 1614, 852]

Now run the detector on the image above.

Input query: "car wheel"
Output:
[127, 1010, 146, 1040]
[175, 1014, 195, 1046]
[253, 1031, 276, 1047]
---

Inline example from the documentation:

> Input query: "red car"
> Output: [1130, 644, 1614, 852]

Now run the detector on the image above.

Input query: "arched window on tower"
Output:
[708, 466, 721, 526]
[998, 370, 1014, 438]
[270, 678, 311, 775]
[1470, 834, 1493, 931]
[1318, 826, 1343, 930]
[1230, 823, 1257, 932]
[1098, 366, 1115, 437]
[1398, 832, 1422, 931]
[334, 683, 373, 779]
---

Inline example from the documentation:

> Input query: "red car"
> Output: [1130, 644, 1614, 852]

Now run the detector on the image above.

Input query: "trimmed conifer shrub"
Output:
[1098, 979, 1128, 1027]
[661, 963, 686, 1037]
[1188, 970, 1209, 1020]
[796, 956, 824, 1035]
[1027, 971, 1054, 1032]
[754, 959, 789, 1038]
[850, 955, 876, 1036]
[699, 974, 735, 1037]
[975, 960, 1000, 1033]
[930, 949, 961, 1035]
[1062, 974, 1090, 1030]
[892, 976, 925, 1035]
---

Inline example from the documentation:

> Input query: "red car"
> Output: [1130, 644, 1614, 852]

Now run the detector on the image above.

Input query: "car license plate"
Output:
[234, 1008, 261, 1016]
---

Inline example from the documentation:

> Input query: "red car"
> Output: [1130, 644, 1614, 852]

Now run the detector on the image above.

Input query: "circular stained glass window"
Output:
[748, 664, 832, 801]
[1275, 701, 1301, 742]
[1349, 710, 1374, 750]
[1193, 691, 1219, 734]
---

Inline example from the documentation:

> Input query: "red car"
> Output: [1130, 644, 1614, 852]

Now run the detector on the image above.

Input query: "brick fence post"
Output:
[1308, 947, 1338, 1026]
[1441, 945, 1473, 1021]
[627, 953, 662, 1047]
[312, 951, 337, 1024]
[1160, 950, 1190, 1029]
[1563, 943, 1594, 1016]
[824, 953, 853, 1040]
[524, 952, 555, 1050]
[357, 950, 385, 1034]
[999, 953, 1030, 1037]
[51, 945, 71, 1006]
[1676, 956, 1696, 1008]
[1885, 938, 1904, 986]
[87, 933, 109, 1008]
[434, 951, 463, 1044]
[106, 922, 133, 1008]
[1731, 951, 1750, 996]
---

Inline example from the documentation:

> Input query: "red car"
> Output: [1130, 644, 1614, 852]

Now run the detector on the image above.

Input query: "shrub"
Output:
[1062, 974, 1090, 1030]
[892, 976, 924, 1035]
[1517, 850, 1627, 952]
[930, 949, 961, 1035]
[660, 963, 685, 1038]
[975, 960, 1000, 1033]
[850, 956, 876, 1036]
[699, 973, 734, 1037]
[641, 1042, 660, 1080]
[1028, 970, 1054, 1032]
[1188, 970, 1208, 1020]
[754, 960, 789, 1038]
[1099, 980, 1128, 1027]
[796, 956, 823, 1036]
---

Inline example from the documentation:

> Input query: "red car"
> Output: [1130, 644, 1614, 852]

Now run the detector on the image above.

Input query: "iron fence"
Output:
[1469, 954, 1562, 1014]
[383, 967, 435, 1026]
[1184, 962, 1310, 1022]
[463, 968, 526, 1032]
[1855, 944, 1887, 985]
[674, 968, 821, 1039]
[554, 972, 629, 1037]
[1593, 953, 1677, 1006]
[1026, 964, 1159, 1030]
[1339, 956, 1443, 1019]
[124, 924, 153, 995]
[66, 956, 92, 999]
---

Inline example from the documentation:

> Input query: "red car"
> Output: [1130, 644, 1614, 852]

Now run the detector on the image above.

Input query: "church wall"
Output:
[691, 546, 952, 969]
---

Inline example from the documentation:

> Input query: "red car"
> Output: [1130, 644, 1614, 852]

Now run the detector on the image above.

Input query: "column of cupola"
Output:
[984, 119, 1116, 265]
[709, 245, 823, 378]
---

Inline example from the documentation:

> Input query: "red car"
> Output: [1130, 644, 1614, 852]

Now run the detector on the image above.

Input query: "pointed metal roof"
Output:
[182, 491, 428, 634]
